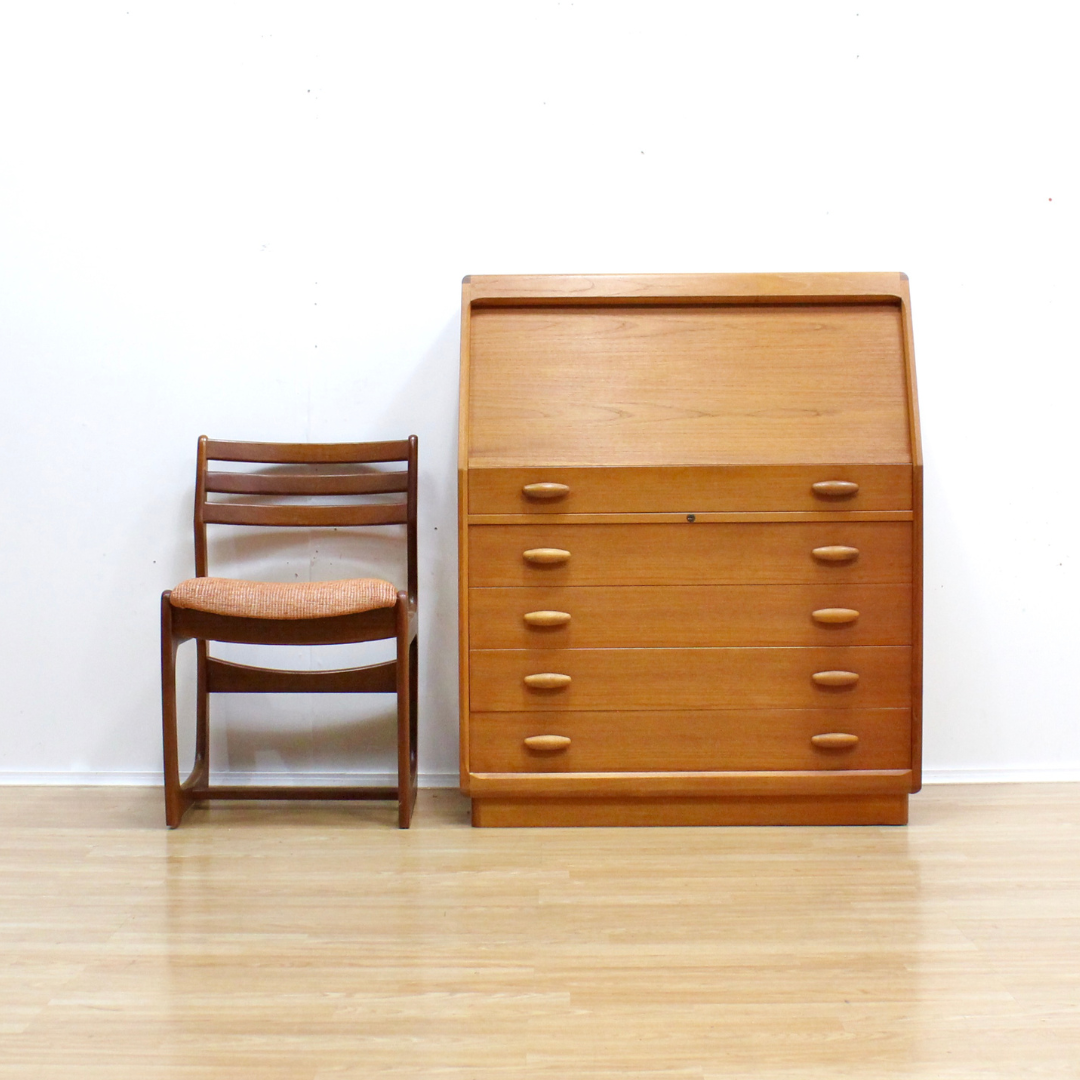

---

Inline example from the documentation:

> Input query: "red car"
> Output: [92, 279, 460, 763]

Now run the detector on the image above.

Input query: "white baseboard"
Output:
[2, 769, 1077, 788]
[0, 771, 461, 789]
[922, 769, 1080, 784]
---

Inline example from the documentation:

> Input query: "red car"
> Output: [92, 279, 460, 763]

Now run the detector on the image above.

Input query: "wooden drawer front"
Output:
[469, 522, 912, 587]
[469, 584, 912, 649]
[470, 465, 912, 514]
[470, 647, 911, 711]
[470, 708, 912, 772]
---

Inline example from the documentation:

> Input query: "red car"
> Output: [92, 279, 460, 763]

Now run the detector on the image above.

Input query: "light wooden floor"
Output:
[1, 785, 1078, 1079]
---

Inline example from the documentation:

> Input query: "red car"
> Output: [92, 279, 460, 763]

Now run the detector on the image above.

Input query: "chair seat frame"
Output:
[161, 436, 418, 828]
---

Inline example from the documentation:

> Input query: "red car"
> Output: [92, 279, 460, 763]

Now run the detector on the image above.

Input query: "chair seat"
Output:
[170, 577, 398, 620]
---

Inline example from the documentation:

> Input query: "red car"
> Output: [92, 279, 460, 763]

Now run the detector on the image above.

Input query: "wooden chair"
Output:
[161, 436, 418, 828]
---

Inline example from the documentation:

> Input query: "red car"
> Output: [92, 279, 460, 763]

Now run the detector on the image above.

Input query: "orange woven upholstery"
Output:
[169, 577, 398, 620]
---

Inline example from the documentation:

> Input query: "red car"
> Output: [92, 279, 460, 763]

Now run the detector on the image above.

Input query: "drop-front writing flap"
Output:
[468, 303, 911, 467]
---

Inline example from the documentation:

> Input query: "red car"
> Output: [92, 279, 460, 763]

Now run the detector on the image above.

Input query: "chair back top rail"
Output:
[204, 439, 412, 464]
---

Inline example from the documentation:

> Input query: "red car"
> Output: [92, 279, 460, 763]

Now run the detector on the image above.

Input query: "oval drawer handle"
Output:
[811, 732, 860, 749]
[812, 670, 860, 687]
[524, 672, 572, 689]
[524, 735, 571, 751]
[812, 545, 860, 562]
[524, 610, 572, 627]
[523, 548, 571, 565]
[812, 480, 860, 498]
[522, 482, 570, 499]
[812, 608, 860, 624]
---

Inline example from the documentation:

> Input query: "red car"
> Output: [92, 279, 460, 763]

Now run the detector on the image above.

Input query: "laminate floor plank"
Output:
[0, 785, 1078, 1078]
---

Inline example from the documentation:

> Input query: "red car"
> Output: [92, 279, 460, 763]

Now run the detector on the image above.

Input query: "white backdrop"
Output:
[1, 1, 1077, 787]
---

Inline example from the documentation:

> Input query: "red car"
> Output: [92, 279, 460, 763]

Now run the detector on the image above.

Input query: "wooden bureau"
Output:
[458, 273, 921, 827]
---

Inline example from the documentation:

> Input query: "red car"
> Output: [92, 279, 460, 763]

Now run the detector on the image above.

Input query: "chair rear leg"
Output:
[396, 598, 414, 829]
[409, 635, 419, 811]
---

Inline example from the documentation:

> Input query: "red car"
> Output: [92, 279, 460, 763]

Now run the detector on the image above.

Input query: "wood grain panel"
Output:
[470, 708, 911, 771]
[469, 304, 910, 467]
[468, 522, 912, 586]
[470, 464, 912, 514]
[469, 584, 913, 649]
[470, 646, 911, 711]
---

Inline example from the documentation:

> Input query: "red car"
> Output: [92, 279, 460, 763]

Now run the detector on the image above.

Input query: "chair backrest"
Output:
[194, 436, 418, 601]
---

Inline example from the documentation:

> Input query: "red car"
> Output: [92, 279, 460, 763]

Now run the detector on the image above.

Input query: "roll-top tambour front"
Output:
[811, 670, 861, 687]
[473, 648, 909, 711]
[522, 548, 571, 565]
[472, 523, 911, 587]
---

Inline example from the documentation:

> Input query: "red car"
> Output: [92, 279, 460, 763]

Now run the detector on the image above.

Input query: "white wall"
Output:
[1, 1, 1077, 786]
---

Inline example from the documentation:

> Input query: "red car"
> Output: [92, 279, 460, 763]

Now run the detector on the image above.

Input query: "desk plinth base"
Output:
[471, 794, 909, 828]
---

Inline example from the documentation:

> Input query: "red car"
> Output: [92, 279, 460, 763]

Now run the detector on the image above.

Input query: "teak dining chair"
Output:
[161, 436, 418, 828]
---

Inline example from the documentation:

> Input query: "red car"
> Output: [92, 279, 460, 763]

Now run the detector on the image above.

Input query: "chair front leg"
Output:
[161, 593, 193, 828]
[409, 634, 419, 803]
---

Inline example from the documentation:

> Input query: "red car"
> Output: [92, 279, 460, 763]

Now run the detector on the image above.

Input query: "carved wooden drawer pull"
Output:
[812, 608, 860, 624]
[523, 548, 571, 565]
[524, 735, 571, 751]
[812, 480, 860, 498]
[522, 482, 570, 499]
[812, 545, 860, 562]
[524, 673, 572, 689]
[811, 732, 860, 749]
[812, 670, 860, 687]
[524, 610, 572, 627]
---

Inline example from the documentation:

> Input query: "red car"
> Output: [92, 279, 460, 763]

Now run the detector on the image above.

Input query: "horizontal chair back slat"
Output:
[206, 471, 409, 496]
[202, 502, 409, 528]
[205, 439, 412, 464]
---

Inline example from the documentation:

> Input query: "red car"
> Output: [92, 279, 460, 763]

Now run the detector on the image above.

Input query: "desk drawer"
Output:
[468, 522, 912, 586]
[470, 464, 912, 514]
[470, 646, 912, 711]
[469, 584, 912, 649]
[469, 708, 912, 772]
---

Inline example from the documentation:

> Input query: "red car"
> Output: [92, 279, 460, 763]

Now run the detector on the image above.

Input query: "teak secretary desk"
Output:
[458, 273, 921, 827]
